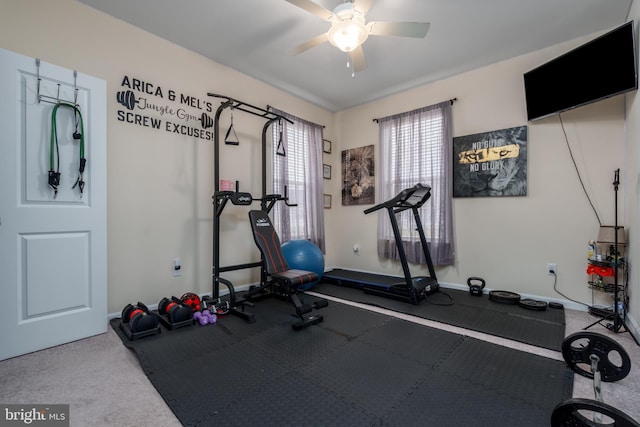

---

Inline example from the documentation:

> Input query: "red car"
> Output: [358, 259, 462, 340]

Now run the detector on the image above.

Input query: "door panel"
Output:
[0, 48, 107, 361]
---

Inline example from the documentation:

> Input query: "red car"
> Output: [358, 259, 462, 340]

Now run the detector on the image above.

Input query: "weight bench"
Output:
[248, 210, 327, 330]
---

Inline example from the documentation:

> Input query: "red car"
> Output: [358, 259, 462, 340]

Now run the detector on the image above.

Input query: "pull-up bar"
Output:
[208, 93, 294, 304]
[207, 93, 286, 121]
[206, 93, 292, 193]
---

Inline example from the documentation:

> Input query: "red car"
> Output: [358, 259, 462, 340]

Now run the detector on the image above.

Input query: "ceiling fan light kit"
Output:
[328, 16, 369, 52]
[327, 3, 368, 52]
[286, 0, 430, 74]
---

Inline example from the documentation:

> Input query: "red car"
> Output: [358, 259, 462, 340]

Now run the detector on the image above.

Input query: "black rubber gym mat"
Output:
[111, 296, 573, 427]
[312, 280, 566, 351]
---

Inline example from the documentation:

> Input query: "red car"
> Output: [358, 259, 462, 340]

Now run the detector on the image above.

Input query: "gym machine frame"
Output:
[207, 93, 293, 322]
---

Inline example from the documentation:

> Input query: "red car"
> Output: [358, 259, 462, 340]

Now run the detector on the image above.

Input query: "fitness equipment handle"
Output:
[364, 183, 431, 214]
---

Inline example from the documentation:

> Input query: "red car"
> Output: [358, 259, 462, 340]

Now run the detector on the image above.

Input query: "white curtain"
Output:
[377, 101, 454, 265]
[270, 108, 325, 251]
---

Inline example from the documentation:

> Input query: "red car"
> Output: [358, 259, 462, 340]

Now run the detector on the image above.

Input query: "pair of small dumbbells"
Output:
[194, 309, 217, 326]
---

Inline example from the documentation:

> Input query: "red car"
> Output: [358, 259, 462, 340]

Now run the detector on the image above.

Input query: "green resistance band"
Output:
[49, 102, 86, 198]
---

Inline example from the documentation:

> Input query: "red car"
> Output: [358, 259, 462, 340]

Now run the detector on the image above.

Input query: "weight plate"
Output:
[158, 297, 171, 315]
[548, 302, 564, 310]
[121, 304, 134, 323]
[518, 299, 548, 311]
[551, 398, 640, 427]
[181, 292, 201, 312]
[561, 331, 631, 382]
[488, 290, 521, 304]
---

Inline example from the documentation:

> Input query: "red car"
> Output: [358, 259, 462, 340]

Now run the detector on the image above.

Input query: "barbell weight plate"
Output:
[551, 398, 640, 427]
[201, 112, 214, 129]
[121, 304, 134, 324]
[158, 297, 171, 315]
[518, 299, 548, 311]
[561, 331, 631, 382]
[116, 90, 137, 111]
[181, 292, 201, 312]
[488, 290, 521, 304]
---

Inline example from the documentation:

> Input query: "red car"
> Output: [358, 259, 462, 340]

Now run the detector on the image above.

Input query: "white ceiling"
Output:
[78, 0, 633, 112]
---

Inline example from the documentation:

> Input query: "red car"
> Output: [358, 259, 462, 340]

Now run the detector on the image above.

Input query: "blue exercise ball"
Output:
[281, 240, 324, 290]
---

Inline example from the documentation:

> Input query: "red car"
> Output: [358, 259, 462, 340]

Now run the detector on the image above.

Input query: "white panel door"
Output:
[0, 48, 107, 361]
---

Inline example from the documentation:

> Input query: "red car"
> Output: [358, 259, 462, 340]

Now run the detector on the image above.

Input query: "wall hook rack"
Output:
[35, 58, 78, 106]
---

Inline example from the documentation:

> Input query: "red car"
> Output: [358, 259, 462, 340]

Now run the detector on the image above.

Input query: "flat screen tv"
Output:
[524, 21, 638, 121]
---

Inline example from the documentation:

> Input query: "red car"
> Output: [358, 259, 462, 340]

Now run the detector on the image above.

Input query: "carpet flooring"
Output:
[111, 295, 573, 427]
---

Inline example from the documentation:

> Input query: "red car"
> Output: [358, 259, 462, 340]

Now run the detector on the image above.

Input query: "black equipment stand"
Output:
[207, 93, 293, 322]
[584, 169, 629, 335]
[324, 184, 438, 304]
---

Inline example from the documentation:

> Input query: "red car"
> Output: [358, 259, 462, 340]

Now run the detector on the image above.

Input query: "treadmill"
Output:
[323, 183, 439, 305]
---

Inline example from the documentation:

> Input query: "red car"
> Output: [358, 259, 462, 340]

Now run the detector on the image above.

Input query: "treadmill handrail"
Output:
[363, 183, 432, 214]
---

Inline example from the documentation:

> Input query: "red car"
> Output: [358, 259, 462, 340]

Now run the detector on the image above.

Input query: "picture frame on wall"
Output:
[323, 194, 332, 209]
[452, 125, 527, 197]
[341, 145, 375, 206]
[323, 139, 332, 154]
[323, 164, 332, 179]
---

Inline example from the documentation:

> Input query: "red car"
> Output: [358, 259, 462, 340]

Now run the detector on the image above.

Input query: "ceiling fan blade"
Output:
[367, 21, 430, 38]
[349, 46, 367, 73]
[353, 0, 374, 15]
[284, 0, 334, 21]
[291, 33, 329, 55]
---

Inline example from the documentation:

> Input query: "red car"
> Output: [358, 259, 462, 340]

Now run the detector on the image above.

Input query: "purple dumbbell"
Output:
[193, 311, 209, 326]
[203, 309, 217, 325]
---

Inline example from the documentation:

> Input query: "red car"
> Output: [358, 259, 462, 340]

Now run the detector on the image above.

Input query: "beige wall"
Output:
[0, 0, 334, 313]
[331, 35, 634, 316]
[1, 0, 637, 335]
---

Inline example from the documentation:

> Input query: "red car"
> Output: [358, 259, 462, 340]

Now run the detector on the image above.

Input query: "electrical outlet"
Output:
[173, 258, 182, 277]
[547, 263, 557, 275]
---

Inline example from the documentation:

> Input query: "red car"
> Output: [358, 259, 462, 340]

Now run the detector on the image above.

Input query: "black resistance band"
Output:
[49, 102, 86, 198]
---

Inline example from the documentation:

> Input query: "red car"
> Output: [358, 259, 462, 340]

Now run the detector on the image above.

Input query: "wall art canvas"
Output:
[453, 126, 527, 197]
[342, 144, 375, 205]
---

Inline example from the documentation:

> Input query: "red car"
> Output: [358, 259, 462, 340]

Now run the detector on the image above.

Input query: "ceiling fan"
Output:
[285, 0, 430, 74]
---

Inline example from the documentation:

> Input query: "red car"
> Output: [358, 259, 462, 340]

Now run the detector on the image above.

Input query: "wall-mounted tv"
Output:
[524, 21, 638, 121]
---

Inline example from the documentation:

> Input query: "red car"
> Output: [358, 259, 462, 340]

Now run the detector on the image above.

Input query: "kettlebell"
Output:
[467, 277, 486, 296]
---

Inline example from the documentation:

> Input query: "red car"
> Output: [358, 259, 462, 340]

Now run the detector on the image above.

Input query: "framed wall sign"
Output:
[323, 194, 332, 209]
[341, 145, 375, 206]
[453, 126, 527, 197]
[323, 164, 332, 179]
[323, 139, 332, 154]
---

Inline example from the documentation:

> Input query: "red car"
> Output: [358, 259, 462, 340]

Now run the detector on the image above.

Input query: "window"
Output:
[378, 102, 454, 265]
[270, 109, 325, 251]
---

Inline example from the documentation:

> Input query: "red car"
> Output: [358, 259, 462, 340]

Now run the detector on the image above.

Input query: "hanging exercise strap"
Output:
[225, 108, 240, 145]
[49, 102, 86, 198]
[276, 117, 286, 157]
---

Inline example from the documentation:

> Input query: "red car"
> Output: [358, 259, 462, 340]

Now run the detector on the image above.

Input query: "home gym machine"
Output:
[323, 183, 439, 304]
[202, 94, 327, 327]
